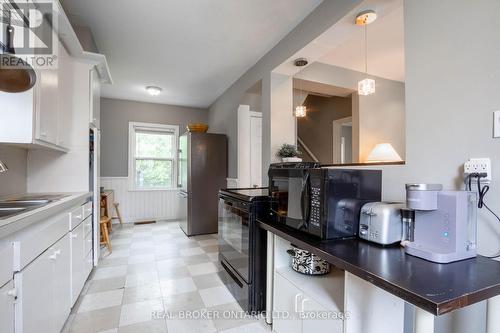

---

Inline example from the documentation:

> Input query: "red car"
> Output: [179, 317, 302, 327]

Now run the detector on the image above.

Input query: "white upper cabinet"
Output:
[0, 36, 70, 152]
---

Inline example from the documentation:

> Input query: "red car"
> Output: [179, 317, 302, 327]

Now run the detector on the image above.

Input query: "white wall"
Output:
[0, 146, 27, 196]
[100, 177, 180, 223]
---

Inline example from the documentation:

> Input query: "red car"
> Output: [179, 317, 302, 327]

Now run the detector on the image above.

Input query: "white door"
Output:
[302, 296, 343, 333]
[52, 234, 71, 332]
[70, 222, 85, 306]
[250, 115, 262, 187]
[16, 249, 54, 333]
[0, 281, 15, 333]
[273, 273, 302, 333]
[35, 69, 59, 145]
[237, 105, 262, 188]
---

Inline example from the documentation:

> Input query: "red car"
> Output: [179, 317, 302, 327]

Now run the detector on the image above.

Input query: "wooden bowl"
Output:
[187, 123, 209, 133]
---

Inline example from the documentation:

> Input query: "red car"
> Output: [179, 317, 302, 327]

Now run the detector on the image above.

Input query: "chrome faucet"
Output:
[0, 160, 8, 173]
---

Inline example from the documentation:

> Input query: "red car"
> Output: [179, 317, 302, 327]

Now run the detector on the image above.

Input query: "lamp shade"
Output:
[366, 143, 402, 162]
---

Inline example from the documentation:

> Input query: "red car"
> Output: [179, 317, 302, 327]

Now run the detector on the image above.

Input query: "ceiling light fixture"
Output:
[294, 58, 308, 118]
[356, 10, 377, 96]
[146, 86, 162, 96]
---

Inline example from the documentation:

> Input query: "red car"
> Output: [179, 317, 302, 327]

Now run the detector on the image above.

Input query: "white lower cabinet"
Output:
[15, 234, 71, 333]
[273, 270, 344, 333]
[0, 280, 15, 333]
[13, 202, 93, 333]
[273, 273, 303, 333]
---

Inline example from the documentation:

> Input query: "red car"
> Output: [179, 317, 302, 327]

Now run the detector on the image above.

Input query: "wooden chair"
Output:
[113, 202, 124, 225]
[100, 216, 112, 253]
[100, 197, 112, 253]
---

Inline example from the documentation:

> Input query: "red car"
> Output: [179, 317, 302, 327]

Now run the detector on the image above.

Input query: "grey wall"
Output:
[100, 98, 208, 177]
[240, 92, 262, 112]
[0, 146, 27, 196]
[208, 0, 362, 177]
[299, 63, 406, 162]
[298, 94, 352, 163]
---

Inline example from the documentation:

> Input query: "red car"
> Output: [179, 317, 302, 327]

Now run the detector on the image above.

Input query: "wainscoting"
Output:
[100, 177, 181, 223]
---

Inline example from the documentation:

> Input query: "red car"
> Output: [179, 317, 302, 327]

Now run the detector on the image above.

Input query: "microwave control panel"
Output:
[310, 186, 321, 227]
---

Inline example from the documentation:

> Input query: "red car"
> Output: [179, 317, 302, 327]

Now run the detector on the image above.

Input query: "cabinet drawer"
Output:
[0, 246, 13, 287]
[83, 216, 93, 237]
[69, 205, 84, 231]
[13, 213, 67, 271]
[83, 201, 92, 220]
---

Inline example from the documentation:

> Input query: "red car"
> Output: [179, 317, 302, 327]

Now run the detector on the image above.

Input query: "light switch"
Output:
[495, 111, 500, 138]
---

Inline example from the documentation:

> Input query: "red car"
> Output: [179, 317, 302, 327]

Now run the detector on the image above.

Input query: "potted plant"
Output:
[277, 144, 302, 162]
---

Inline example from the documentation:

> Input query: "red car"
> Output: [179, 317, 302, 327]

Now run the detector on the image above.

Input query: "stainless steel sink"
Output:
[0, 194, 68, 220]
[0, 207, 27, 219]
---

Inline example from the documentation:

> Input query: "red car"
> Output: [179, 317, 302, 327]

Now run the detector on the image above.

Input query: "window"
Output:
[129, 122, 179, 190]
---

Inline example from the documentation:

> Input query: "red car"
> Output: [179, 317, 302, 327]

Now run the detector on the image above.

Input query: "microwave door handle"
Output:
[300, 173, 311, 230]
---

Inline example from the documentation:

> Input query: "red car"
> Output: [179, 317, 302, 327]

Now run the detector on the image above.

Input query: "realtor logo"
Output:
[0, 0, 58, 68]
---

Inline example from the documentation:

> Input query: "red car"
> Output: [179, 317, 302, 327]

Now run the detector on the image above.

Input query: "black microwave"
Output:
[268, 163, 382, 239]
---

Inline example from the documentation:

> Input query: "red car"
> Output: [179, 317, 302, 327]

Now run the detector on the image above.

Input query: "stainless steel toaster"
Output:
[359, 202, 406, 245]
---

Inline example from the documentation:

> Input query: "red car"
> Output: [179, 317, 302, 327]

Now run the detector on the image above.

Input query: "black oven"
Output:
[218, 188, 268, 313]
[268, 163, 382, 239]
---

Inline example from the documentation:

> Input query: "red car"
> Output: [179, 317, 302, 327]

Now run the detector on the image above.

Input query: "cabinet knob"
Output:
[7, 288, 17, 298]
[71, 233, 78, 238]
[49, 253, 57, 260]
[40, 132, 47, 137]
[75, 215, 82, 219]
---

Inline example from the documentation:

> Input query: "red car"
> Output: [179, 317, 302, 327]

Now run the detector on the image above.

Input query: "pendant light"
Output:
[0, 10, 37, 93]
[294, 58, 308, 118]
[356, 10, 377, 96]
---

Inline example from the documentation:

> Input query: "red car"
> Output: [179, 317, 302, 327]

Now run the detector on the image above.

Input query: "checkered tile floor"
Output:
[62, 221, 271, 333]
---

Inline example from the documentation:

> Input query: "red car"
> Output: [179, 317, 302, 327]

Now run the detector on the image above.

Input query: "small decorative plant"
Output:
[277, 144, 302, 161]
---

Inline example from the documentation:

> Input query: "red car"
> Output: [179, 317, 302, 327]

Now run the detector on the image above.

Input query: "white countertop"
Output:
[0, 192, 91, 239]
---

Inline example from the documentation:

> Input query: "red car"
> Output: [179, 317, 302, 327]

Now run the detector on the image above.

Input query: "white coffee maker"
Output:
[401, 184, 477, 263]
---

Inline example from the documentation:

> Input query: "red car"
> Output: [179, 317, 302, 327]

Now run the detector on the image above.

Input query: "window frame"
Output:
[128, 121, 179, 191]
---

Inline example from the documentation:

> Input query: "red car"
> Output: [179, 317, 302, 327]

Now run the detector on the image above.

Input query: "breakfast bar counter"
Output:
[258, 219, 500, 321]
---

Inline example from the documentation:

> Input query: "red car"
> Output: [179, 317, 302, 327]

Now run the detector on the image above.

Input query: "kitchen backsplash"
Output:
[0, 146, 27, 196]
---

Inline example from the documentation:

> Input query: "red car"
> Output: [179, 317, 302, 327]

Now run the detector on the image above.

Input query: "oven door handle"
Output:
[300, 173, 311, 230]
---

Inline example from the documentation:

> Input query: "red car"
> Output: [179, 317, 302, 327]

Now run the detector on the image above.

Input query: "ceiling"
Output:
[318, 3, 404, 82]
[60, 0, 323, 108]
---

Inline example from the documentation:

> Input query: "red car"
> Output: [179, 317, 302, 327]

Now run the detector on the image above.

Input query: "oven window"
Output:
[270, 176, 303, 220]
[218, 199, 250, 282]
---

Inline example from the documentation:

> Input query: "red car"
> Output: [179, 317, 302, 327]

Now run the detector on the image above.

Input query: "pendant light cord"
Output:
[364, 24, 368, 74]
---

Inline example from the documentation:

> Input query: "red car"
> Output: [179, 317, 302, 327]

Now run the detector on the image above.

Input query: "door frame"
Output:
[332, 117, 352, 164]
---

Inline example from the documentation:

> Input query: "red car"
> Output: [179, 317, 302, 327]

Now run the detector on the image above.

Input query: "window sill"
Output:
[128, 187, 181, 192]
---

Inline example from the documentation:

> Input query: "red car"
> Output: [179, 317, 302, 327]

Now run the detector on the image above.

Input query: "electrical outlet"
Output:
[464, 158, 492, 182]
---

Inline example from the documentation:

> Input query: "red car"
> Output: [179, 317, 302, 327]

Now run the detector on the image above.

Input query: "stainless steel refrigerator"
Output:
[178, 132, 227, 236]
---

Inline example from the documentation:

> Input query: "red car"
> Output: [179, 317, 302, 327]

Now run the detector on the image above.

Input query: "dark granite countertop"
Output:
[258, 219, 500, 316]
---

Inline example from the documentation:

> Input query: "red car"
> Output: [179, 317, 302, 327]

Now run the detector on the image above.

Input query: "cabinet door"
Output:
[16, 248, 54, 333]
[0, 281, 15, 333]
[70, 223, 85, 306]
[273, 273, 303, 333]
[35, 68, 59, 145]
[52, 234, 71, 332]
[302, 296, 343, 333]
[56, 43, 72, 149]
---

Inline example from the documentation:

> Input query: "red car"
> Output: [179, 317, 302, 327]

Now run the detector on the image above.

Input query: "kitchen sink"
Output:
[0, 207, 27, 219]
[0, 194, 68, 220]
